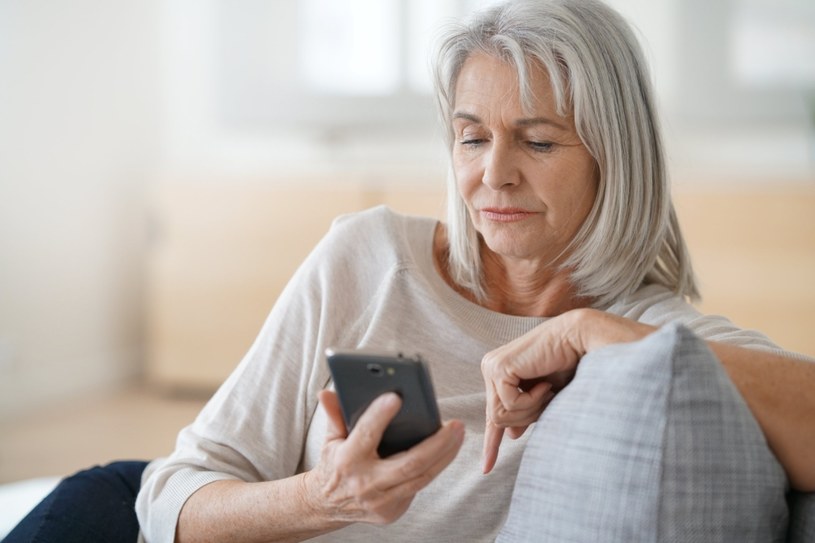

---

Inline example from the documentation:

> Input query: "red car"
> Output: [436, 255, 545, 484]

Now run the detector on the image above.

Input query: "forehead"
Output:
[453, 52, 560, 118]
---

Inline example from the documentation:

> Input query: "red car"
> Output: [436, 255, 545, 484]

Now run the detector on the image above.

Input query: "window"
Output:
[214, 0, 503, 131]
[730, 0, 815, 88]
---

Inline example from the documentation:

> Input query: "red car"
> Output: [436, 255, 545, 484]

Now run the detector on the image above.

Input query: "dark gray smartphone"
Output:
[326, 349, 442, 457]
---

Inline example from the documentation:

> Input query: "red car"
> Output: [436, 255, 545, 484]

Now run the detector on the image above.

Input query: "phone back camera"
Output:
[367, 363, 384, 377]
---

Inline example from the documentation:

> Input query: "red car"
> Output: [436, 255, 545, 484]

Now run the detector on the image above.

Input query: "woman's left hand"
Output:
[480, 308, 653, 474]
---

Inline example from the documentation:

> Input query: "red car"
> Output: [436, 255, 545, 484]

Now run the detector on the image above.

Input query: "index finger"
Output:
[482, 420, 504, 475]
[345, 392, 403, 455]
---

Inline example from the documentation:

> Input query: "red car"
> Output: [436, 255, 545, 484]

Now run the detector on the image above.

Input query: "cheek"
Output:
[535, 164, 597, 226]
[567, 173, 599, 226]
[453, 155, 481, 201]
[555, 154, 597, 210]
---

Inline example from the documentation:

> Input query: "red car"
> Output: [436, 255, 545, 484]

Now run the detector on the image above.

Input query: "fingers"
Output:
[494, 380, 552, 425]
[351, 419, 464, 525]
[481, 371, 555, 473]
[377, 419, 465, 491]
[482, 420, 504, 474]
[481, 384, 547, 474]
[478, 313, 590, 471]
[314, 393, 465, 526]
[344, 392, 403, 455]
[318, 389, 348, 440]
[357, 420, 464, 523]
[506, 426, 528, 440]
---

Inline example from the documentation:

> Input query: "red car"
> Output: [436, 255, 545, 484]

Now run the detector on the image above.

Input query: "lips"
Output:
[479, 207, 537, 223]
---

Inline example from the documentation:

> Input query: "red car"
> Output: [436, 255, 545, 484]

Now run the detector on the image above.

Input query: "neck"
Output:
[479, 248, 589, 317]
[433, 223, 592, 317]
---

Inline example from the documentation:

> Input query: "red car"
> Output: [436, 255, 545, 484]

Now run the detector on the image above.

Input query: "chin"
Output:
[481, 235, 537, 260]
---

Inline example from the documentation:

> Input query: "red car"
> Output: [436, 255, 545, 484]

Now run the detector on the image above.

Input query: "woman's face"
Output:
[452, 53, 598, 267]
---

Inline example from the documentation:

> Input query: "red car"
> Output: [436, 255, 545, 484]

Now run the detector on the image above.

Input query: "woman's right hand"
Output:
[176, 392, 464, 543]
[305, 390, 465, 526]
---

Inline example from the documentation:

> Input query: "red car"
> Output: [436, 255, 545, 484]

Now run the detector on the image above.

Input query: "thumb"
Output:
[318, 389, 348, 440]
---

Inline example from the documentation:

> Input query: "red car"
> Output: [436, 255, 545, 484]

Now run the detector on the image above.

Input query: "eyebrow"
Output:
[452, 111, 568, 131]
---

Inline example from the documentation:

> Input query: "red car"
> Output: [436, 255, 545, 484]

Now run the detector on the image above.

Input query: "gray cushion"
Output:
[497, 323, 788, 543]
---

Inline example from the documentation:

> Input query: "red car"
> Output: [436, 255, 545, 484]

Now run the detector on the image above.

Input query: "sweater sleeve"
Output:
[135, 208, 401, 542]
[607, 284, 808, 355]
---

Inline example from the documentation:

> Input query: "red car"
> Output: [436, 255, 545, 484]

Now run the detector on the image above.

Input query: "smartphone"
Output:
[326, 349, 442, 457]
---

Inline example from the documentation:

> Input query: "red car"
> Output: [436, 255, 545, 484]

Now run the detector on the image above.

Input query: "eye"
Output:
[460, 138, 486, 147]
[527, 141, 554, 152]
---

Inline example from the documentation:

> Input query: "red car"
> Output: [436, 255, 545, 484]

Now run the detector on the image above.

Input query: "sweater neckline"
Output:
[413, 217, 548, 346]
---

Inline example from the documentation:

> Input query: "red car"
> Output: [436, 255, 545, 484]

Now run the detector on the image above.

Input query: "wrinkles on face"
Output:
[450, 53, 598, 316]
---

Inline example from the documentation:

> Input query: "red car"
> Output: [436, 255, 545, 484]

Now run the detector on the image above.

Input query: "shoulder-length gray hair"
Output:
[433, 0, 699, 307]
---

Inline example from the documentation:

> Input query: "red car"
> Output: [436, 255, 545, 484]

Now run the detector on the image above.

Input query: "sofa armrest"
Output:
[788, 491, 815, 543]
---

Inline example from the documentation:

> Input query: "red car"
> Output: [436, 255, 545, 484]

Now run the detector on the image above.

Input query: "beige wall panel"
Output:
[146, 181, 814, 391]
[146, 182, 368, 389]
[673, 184, 815, 356]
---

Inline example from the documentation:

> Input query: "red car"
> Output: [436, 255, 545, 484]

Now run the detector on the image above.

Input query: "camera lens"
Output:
[367, 363, 384, 376]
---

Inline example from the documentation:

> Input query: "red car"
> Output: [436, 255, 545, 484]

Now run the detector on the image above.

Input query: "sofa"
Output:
[499, 323, 814, 542]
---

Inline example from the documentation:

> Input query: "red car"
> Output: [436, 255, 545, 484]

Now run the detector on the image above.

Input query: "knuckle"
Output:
[481, 351, 501, 374]
[492, 404, 512, 424]
[332, 448, 357, 474]
[398, 456, 423, 479]
[353, 423, 379, 449]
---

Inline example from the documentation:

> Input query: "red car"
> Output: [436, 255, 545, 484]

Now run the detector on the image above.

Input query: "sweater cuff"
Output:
[137, 464, 239, 543]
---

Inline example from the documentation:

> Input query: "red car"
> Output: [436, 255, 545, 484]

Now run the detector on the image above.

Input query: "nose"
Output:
[482, 141, 520, 190]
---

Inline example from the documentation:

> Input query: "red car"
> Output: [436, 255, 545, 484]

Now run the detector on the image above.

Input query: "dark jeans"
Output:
[3, 460, 148, 543]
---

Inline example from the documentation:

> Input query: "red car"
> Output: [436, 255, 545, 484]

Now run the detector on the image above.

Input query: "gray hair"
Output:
[433, 0, 699, 307]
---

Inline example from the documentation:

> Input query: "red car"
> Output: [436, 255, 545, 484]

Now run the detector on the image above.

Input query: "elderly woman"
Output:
[6, 0, 814, 542]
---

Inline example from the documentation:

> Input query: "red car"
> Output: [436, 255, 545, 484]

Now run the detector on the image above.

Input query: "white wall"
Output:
[0, 0, 160, 417]
[160, 0, 814, 181]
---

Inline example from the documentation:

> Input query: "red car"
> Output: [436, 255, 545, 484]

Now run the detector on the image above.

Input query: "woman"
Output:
[7, 0, 813, 542]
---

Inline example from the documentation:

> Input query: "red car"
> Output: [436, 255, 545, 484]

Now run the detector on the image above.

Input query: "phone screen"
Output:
[326, 350, 442, 457]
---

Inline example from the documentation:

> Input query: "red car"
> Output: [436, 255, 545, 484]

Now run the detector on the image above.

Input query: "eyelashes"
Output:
[457, 138, 555, 153]
[527, 141, 554, 152]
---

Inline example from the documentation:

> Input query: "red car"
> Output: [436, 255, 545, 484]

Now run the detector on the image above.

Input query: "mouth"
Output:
[479, 207, 537, 223]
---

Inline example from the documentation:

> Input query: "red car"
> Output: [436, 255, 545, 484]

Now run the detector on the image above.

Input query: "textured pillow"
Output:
[497, 323, 788, 543]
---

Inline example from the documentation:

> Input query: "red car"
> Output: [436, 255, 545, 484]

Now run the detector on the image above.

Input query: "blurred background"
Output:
[0, 0, 814, 486]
